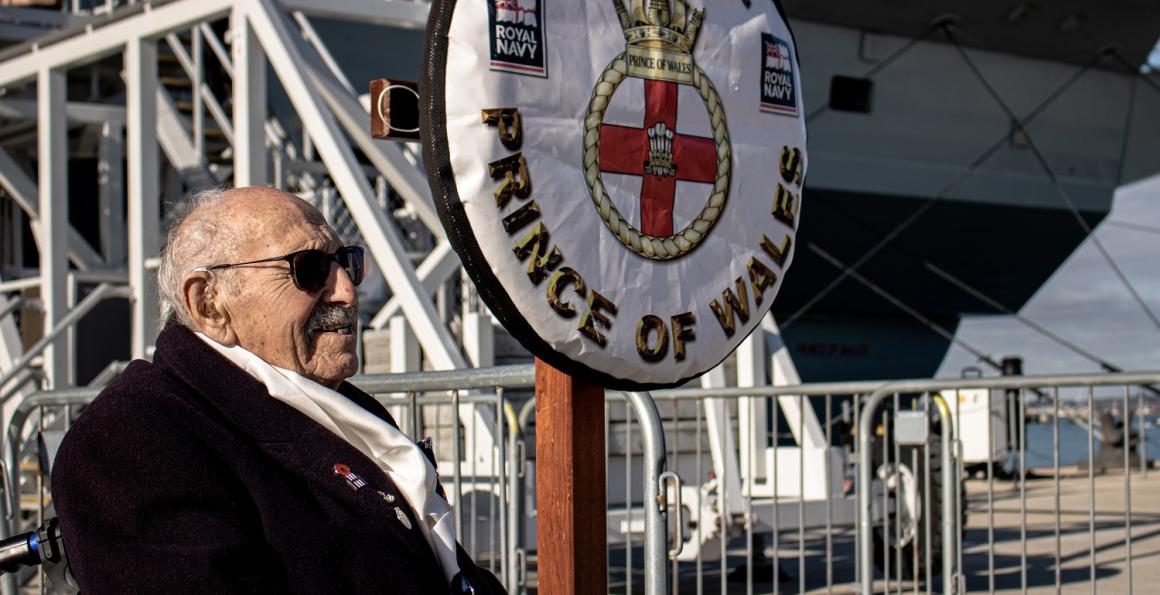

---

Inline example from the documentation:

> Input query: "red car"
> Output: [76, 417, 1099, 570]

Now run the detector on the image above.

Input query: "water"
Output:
[1024, 416, 1160, 468]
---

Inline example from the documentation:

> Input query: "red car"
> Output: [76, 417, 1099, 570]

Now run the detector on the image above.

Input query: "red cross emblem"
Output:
[599, 80, 719, 237]
[582, 1, 732, 260]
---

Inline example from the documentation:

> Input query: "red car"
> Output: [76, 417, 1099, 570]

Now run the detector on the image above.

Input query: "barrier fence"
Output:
[2, 366, 1157, 594]
[855, 373, 1159, 595]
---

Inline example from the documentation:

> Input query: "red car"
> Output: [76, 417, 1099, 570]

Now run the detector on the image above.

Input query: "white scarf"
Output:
[195, 333, 460, 582]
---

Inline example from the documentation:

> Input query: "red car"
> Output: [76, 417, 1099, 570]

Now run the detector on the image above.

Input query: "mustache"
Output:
[306, 304, 357, 333]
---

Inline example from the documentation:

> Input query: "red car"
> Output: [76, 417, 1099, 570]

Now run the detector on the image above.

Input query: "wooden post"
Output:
[535, 358, 607, 594]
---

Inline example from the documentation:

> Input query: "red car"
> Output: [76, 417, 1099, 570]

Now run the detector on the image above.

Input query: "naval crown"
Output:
[613, 0, 704, 54]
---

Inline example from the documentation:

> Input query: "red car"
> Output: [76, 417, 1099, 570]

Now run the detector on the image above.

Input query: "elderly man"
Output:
[51, 186, 504, 594]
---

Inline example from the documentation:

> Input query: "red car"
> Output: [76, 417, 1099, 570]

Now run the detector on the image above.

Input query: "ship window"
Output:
[829, 76, 873, 113]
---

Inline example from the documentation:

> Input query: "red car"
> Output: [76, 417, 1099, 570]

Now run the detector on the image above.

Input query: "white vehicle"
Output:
[947, 388, 1012, 475]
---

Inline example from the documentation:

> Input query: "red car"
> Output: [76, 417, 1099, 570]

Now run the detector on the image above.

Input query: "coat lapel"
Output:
[152, 325, 444, 579]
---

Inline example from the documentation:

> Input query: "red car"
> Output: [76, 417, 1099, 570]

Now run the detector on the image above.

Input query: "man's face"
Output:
[209, 190, 360, 386]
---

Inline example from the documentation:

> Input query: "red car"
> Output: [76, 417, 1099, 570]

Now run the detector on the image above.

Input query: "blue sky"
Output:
[936, 175, 1160, 378]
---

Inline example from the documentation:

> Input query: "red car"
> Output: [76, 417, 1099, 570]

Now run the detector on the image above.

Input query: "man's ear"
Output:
[183, 273, 235, 345]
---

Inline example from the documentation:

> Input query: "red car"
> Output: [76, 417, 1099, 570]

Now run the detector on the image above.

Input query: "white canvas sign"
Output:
[421, 0, 808, 389]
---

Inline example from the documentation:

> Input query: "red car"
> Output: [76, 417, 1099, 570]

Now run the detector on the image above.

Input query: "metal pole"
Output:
[952, 389, 964, 595]
[452, 390, 462, 542]
[986, 389, 995, 594]
[1053, 387, 1061, 593]
[126, 35, 159, 360]
[1123, 386, 1132, 594]
[1019, 389, 1027, 594]
[232, 7, 268, 186]
[1087, 386, 1095, 592]
[799, 394, 806, 595]
[97, 120, 125, 266]
[504, 397, 522, 593]
[1140, 392, 1148, 479]
[493, 388, 504, 580]
[192, 26, 205, 156]
[37, 66, 68, 389]
[0, 298, 24, 322]
[932, 395, 955, 595]
[858, 389, 895, 594]
[854, 393, 861, 589]
[626, 391, 669, 595]
[893, 394, 901, 595]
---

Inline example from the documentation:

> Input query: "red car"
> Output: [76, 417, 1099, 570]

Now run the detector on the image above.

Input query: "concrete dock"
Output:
[959, 467, 1158, 594]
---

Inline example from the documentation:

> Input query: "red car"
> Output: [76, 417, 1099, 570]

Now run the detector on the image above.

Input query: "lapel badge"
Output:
[394, 506, 413, 530]
[376, 490, 395, 503]
[333, 463, 367, 491]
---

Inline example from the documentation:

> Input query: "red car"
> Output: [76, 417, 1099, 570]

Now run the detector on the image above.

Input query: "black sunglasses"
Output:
[195, 246, 365, 293]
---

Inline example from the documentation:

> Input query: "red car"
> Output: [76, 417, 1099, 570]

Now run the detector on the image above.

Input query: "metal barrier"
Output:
[858, 372, 1160, 595]
[639, 380, 887, 594]
[1, 365, 675, 595]
[2, 366, 1157, 594]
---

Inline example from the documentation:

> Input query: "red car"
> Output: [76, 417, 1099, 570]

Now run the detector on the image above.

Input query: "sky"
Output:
[936, 175, 1160, 378]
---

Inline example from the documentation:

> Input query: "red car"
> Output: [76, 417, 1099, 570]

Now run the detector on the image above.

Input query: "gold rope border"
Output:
[582, 54, 732, 261]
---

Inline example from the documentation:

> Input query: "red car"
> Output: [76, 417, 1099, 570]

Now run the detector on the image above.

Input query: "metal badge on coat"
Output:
[394, 506, 413, 530]
[333, 463, 367, 490]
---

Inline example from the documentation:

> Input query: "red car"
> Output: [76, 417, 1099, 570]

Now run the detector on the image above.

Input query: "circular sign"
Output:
[421, 0, 808, 390]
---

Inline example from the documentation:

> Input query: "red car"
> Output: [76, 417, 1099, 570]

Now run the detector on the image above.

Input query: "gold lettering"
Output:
[512, 222, 563, 285]
[772, 183, 798, 227]
[671, 312, 696, 361]
[635, 315, 668, 363]
[778, 146, 803, 185]
[578, 291, 617, 348]
[746, 256, 778, 306]
[481, 108, 523, 150]
[546, 267, 586, 318]
[488, 153, 533, 210]
[759, 233, 792, 268]
[708, 277, 750, 338]
[502, 200, 541, 234]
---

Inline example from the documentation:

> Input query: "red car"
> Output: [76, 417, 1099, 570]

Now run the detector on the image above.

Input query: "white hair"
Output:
[157, 187, 234, 327]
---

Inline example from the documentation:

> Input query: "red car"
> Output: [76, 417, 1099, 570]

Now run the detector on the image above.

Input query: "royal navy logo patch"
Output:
[760, 33, 798, 116]
[487, 0, 547, 77]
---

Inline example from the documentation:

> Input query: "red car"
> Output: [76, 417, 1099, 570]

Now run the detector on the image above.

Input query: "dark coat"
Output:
[51, 324, 505, 594]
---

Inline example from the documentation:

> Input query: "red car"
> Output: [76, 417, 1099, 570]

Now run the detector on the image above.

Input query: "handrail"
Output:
[0, 298, 24, 321]
[15, 366, 1160, 409]
[29, 364, 1159, 401]
[164, 31, 235, 143]
[0, 279, 39, 294]
[0, 284, 130, 398]
[358, 367, 1160, 399]
[355, 365, 535, 393]
[626, 391, 669, 595]
[199, 22, 233, 79]
[0, 370, 40, 409]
